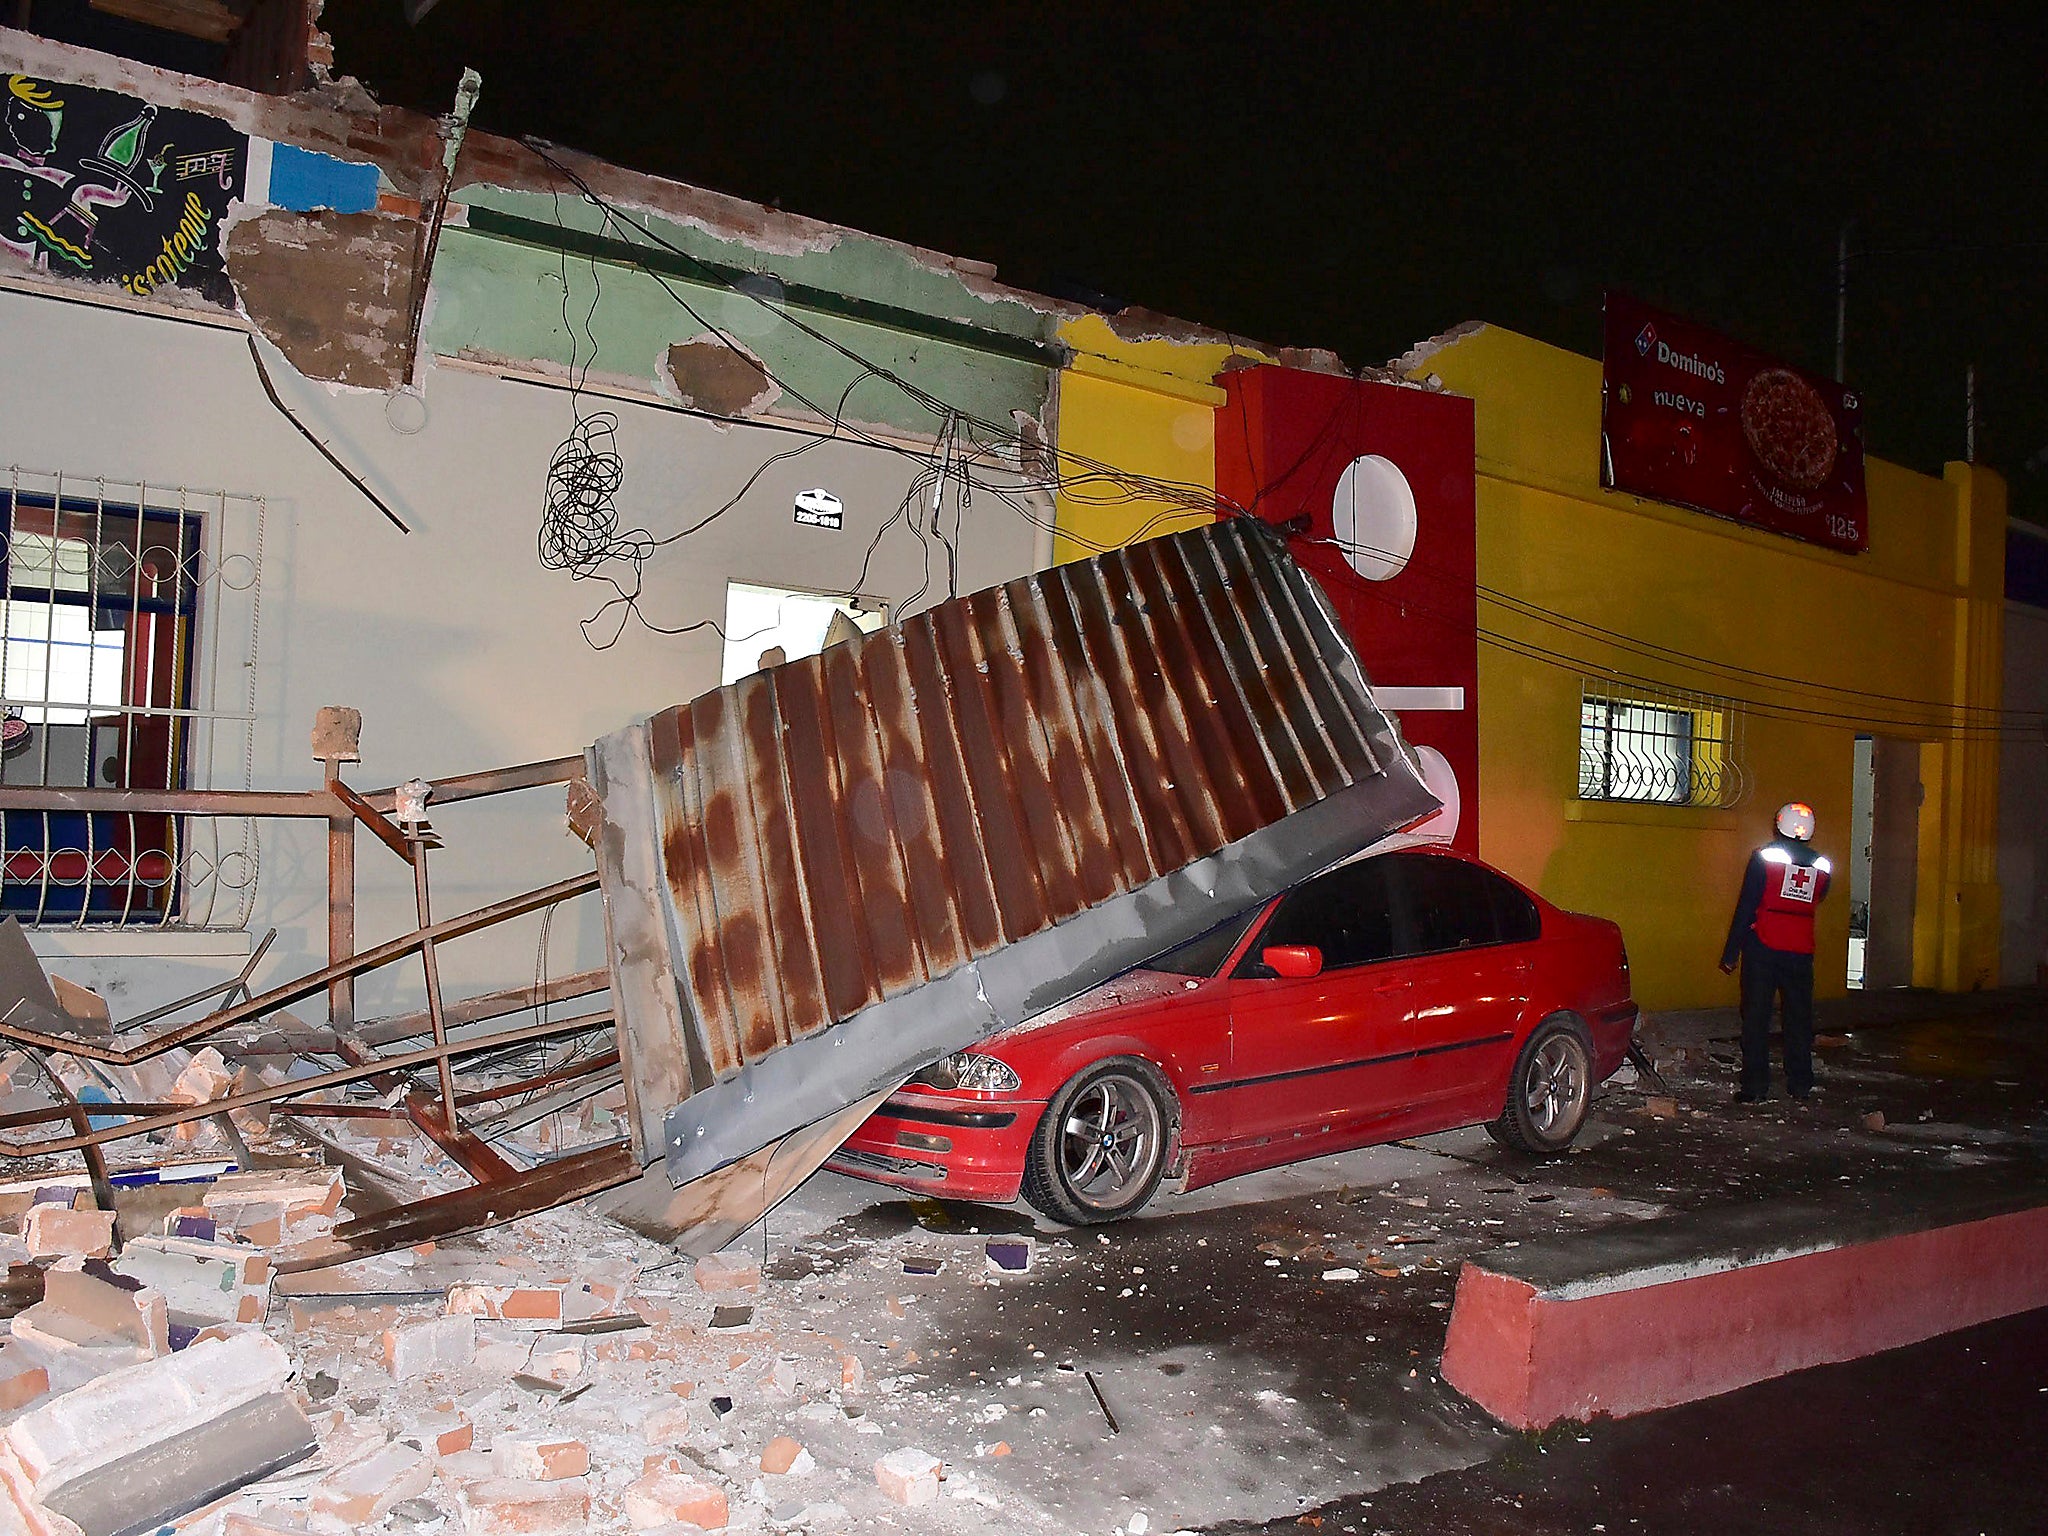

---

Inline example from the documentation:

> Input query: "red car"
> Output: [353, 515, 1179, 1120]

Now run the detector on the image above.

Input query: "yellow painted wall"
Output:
[1049, 315, 1264, 562]
[1412, 325, 2005, 1009]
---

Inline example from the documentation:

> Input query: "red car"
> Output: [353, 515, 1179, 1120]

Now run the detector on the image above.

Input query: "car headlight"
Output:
[912, 1052, 1022, 1094]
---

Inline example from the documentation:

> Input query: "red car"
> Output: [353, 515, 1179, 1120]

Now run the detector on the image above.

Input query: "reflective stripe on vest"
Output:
[1753, 847, 1832, 953]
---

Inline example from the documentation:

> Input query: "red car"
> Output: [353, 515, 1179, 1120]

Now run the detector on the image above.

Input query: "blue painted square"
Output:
[268, 142, 382, 214]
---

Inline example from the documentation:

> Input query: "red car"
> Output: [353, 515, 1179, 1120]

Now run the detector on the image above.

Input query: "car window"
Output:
[1238, 858, 1399, 974]
[1393, 853, 1527, 955]
[1493, 875, 1542, 943]
[1143, 907, 1262, 978]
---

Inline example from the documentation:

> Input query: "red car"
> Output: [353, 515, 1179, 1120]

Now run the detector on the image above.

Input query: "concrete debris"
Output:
[875, 1446, 943, 1506]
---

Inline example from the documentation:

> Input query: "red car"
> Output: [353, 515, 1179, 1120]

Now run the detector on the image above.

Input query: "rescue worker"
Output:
[1719, 801, 1832, 1103]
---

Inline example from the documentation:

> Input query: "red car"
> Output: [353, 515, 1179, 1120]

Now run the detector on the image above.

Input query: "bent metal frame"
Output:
[0, 712, 633, 1272]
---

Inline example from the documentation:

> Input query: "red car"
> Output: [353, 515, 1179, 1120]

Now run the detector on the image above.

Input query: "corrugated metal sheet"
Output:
[589, 517, 1440, 1183]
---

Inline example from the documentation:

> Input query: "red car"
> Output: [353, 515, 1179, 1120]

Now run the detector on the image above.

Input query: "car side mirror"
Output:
[1261, 945, 1324, 980]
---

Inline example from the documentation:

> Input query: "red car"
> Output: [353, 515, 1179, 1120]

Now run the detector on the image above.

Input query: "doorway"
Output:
[1851, 735, 1921, 989]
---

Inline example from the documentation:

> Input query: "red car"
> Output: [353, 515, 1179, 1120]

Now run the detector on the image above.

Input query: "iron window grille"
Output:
[1, 469, 265, 929]
[1577, 680, 1745, 809]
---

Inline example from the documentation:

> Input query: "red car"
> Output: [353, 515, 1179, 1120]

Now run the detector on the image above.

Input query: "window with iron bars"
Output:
[1, 470, 264, 929]
[1577, 681, 1745, 809]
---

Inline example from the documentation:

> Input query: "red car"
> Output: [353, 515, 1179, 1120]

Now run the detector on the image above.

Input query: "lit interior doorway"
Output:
[1850, 735, 1921, 990]
[721, 582, 888, 685]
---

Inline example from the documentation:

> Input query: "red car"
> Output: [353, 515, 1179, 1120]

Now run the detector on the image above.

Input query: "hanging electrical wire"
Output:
[511, 137, 2033, 734]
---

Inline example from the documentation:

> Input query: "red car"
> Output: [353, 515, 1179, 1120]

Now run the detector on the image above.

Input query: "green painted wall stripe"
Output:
[463, 207, 1070, 371]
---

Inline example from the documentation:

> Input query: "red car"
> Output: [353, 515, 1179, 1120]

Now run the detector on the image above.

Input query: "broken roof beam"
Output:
[590, 517, 1440, 1187]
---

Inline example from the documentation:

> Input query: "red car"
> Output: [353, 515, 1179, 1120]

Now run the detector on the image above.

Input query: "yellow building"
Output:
[1411, 324, 2004, 1009]
[1049, 319, 2006, 1011]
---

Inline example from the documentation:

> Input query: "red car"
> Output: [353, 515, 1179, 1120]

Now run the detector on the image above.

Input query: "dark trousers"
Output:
[1739, 942, 1815, 1096]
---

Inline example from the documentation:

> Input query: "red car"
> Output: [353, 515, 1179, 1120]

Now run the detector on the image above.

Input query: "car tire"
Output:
[1021, 1057, 1177, 1226]
[1487, 1016, 1594, 1156]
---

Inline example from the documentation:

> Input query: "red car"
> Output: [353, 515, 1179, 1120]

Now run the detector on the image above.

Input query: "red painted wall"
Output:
[1216, 366, 1480, 853]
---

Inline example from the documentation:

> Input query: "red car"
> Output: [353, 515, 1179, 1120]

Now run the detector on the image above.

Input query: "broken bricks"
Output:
[20, 1206, 115, 1261]
[0, 1332, 312, 1534]
[692, 1250, 760, 1294]
[112, 1233, 272, 1327]
[621, 1468, 727, 1530]
[308, 1440, 435, 1524]
[12, 1258, 168, 1362]
[384, 1313, 476, 1380]
[455, 1475, 594, 1536]
[490, 1432, 590, 1481]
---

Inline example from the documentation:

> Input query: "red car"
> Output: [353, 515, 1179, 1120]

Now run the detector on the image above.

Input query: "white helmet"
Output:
[1776, 801, 1816, 841]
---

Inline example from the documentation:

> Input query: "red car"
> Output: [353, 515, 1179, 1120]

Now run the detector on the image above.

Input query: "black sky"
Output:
[329, 3, 2048, 522]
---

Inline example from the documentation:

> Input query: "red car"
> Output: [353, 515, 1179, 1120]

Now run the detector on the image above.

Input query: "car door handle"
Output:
[1373, 979, 1412, 994]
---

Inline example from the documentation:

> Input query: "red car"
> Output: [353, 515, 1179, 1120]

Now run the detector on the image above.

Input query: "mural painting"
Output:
[3, 74, 246, 304]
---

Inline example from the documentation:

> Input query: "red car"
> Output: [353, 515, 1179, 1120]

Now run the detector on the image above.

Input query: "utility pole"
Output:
[1834, 222, 1852, 383]
[1966, 364, 1978, 463]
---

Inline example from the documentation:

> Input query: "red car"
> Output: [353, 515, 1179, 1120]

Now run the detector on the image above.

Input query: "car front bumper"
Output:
[826, 1090, 1047, 1203]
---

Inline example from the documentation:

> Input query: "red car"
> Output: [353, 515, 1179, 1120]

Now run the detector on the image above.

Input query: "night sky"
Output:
[329, 3, 2048, 523]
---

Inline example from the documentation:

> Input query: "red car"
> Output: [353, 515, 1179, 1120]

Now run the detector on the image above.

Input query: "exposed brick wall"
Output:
[227, 209, 416, 392]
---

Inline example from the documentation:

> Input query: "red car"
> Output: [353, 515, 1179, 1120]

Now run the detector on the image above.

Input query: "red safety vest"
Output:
[1753, 847, 1832, 954]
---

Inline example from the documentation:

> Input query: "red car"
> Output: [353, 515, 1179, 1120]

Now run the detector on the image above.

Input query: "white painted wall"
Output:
[1999, 598, 2048, 986]
[0, 284, 1040, 1022]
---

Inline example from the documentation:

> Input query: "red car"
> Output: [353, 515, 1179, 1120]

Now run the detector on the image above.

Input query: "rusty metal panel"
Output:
[589, 518, 1440, 1182]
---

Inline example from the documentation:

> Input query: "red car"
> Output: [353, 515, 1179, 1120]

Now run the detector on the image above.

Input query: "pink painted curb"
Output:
[1440, 1200, 2048, 1429]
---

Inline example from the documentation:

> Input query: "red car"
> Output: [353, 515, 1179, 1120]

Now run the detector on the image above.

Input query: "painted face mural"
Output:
[2, 73, 245, 303]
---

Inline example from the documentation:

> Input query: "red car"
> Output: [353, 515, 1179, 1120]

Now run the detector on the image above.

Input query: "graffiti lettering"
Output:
[121, 191, 211, 295]
[4, 74, 241, 301]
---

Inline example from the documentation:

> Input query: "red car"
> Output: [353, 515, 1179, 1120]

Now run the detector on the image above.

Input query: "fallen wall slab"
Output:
[590, 517, 1439, 1187]
[1440, 1188, 2048, 1430]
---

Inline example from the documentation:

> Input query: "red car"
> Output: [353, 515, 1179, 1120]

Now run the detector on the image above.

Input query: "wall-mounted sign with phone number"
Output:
[1600, 292, 1868, 554]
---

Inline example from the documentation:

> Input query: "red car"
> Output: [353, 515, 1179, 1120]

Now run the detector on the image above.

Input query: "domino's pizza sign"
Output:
[1601, 292, 1867, 553]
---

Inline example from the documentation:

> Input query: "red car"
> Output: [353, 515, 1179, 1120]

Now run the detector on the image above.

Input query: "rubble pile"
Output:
[0, 1169, 1012, 1534]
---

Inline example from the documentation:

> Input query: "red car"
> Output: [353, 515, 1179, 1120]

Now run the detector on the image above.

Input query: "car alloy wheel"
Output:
[1526, 1032, 1588, 1138]
[1022, 1057, 1175, 1225]
[1487, 1017, 1593, 1156]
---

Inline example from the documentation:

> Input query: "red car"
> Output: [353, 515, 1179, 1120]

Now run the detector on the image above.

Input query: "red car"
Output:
[828, 845, 1637, 1225]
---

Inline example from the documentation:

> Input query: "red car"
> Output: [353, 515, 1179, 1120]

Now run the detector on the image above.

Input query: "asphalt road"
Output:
[1208, 1304, 2048, 1536]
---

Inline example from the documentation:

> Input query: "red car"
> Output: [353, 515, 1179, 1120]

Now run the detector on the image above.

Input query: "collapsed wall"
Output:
[588, 516, 1440, 1188]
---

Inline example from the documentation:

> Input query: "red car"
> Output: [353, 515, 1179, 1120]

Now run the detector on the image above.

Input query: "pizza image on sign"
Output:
[1741, 369, 1838, 492]
[1600, 293, 1868, 554]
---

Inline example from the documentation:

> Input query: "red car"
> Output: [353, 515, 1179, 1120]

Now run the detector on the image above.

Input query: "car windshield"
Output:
[1140, 907, 1262, 977]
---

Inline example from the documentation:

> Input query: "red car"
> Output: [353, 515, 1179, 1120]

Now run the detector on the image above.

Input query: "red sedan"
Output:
[828, 845, 1637, 1225]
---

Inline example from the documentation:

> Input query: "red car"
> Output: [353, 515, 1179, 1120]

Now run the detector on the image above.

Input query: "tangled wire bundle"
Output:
[538, 411, 641, 575]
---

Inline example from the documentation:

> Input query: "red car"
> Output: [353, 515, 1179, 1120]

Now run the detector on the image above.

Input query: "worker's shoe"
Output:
[1733, 1088, 1769, 1104]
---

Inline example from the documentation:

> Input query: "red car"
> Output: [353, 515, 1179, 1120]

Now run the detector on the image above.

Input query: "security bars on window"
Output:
[1, 468, 265, 929]
[1577, 680, 1745, 809]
